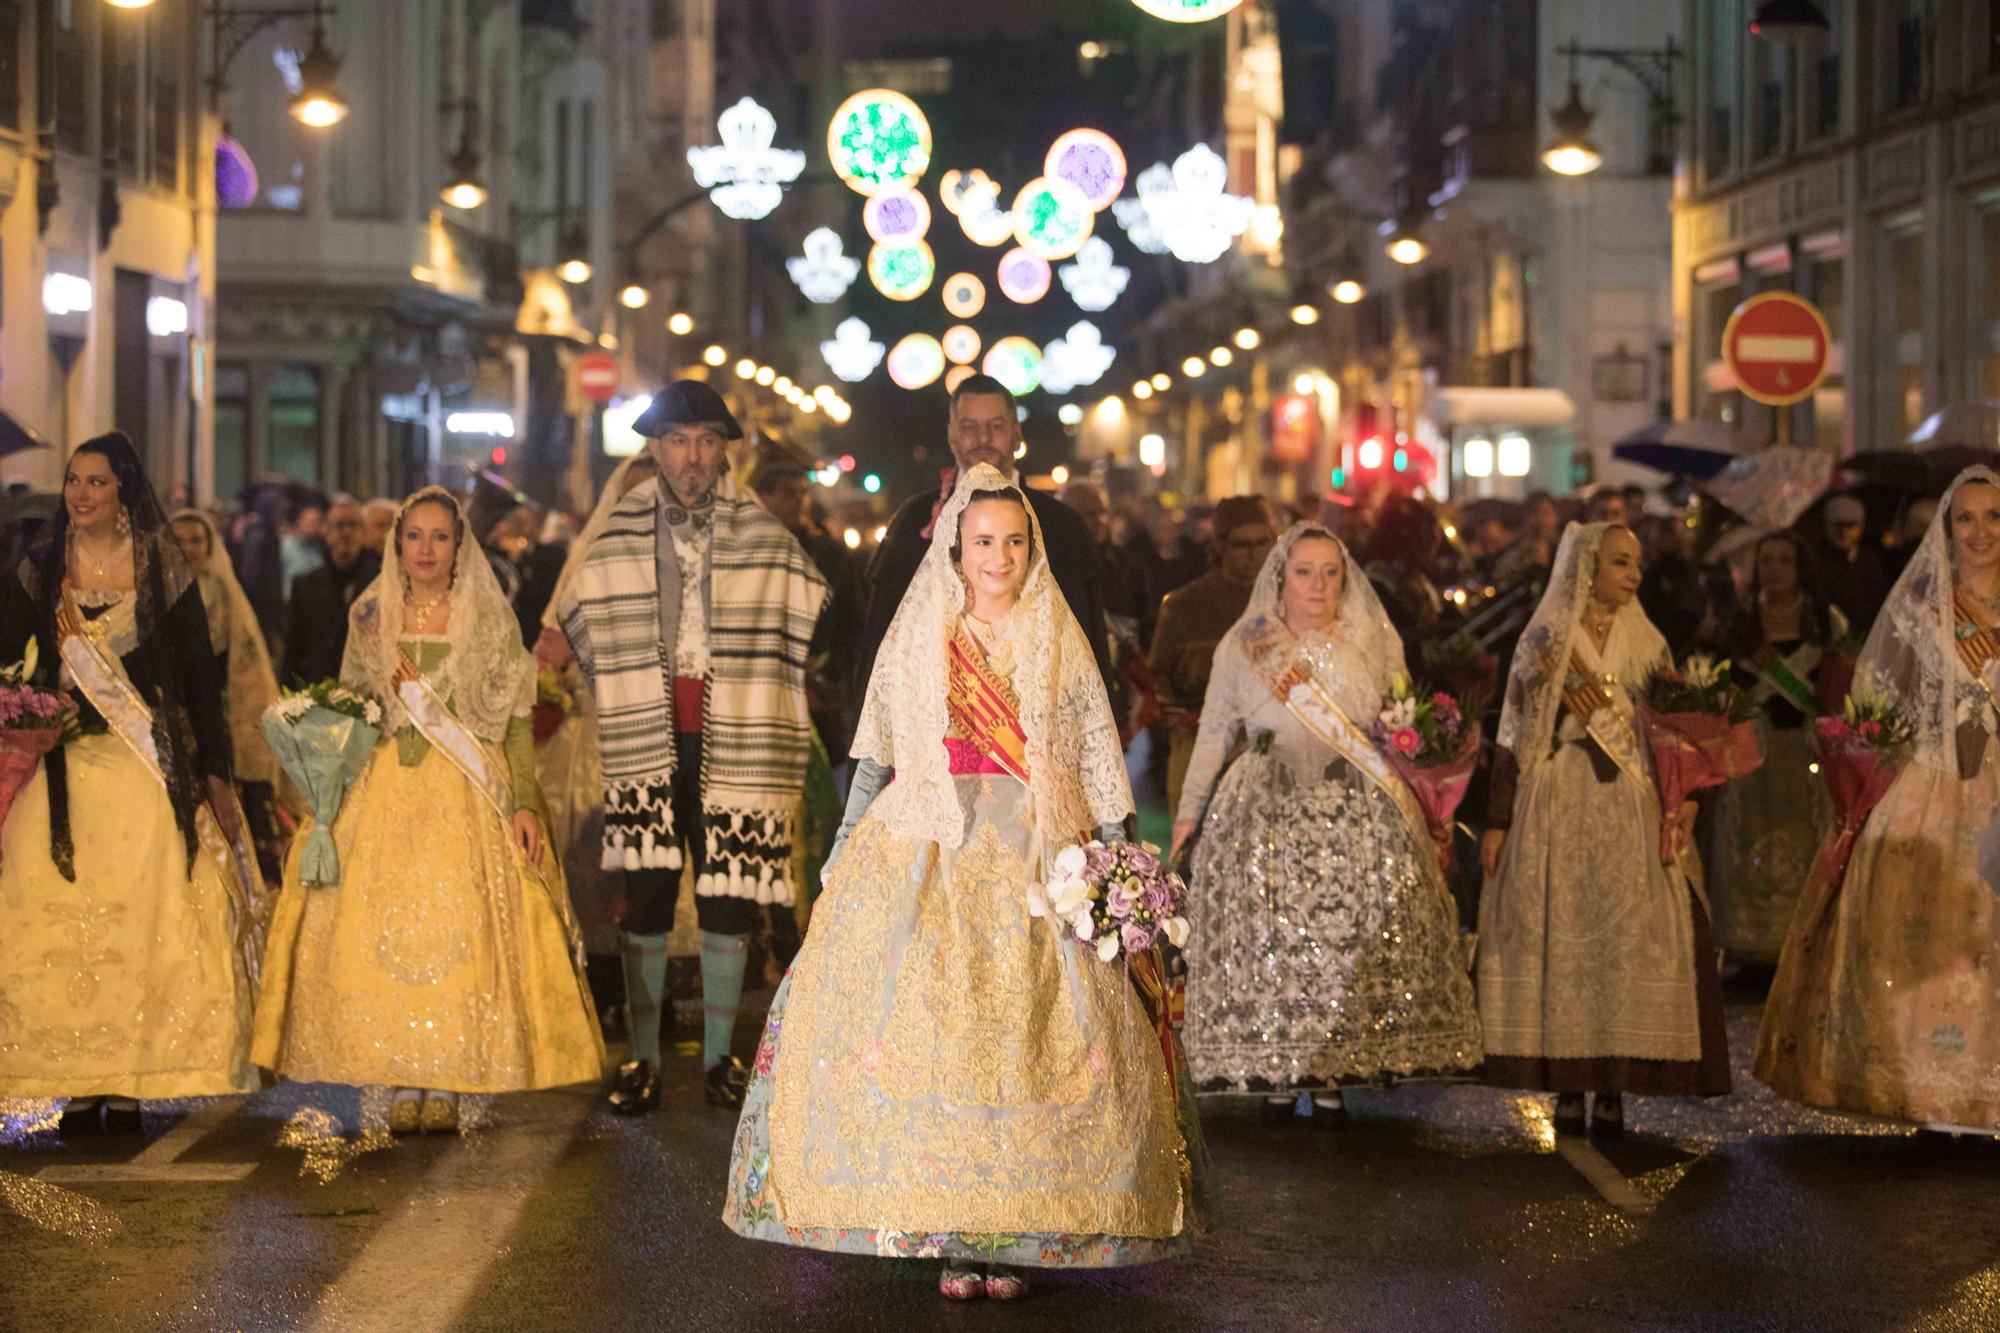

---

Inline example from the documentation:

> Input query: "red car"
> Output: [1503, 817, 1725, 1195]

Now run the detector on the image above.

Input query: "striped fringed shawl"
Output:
[561, 477, 827, 904]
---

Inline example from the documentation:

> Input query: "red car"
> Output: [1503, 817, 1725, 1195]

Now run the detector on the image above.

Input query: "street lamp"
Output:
[1330, 278, 1365, 304]
[1749, 1, 1830, 43]
[1542, 79, 1604, 176]
[1540, 39, 1681, 177]
[556, 224, 592, 284]
[440, 137, 487, 210]
[112, 1, 349, 127]
[287, 24, 350, 127]
[1382, 215, 1428, 266]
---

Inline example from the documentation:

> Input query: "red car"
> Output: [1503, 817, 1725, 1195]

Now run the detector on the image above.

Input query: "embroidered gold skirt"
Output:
[252, 743, 605, 1093]
[0, 734, 256, 1099]
[724, 776, 1193, 1267]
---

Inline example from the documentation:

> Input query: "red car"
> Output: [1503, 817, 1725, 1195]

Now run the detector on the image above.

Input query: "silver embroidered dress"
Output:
[1176, 525, 1482, 1092]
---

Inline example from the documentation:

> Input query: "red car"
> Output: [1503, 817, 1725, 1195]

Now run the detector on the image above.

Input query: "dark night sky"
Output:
[836, 1, 1068, 54]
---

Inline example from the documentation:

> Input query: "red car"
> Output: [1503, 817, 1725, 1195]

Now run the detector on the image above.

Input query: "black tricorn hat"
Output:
[632, 379, 743, 440]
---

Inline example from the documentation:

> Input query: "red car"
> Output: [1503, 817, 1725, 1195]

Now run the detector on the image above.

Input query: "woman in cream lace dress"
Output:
[253, 487, 602, 1133]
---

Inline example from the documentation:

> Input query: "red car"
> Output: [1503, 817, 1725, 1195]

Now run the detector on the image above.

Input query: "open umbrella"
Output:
[0, 409, 51, 458]
[1610, 419, 1739, 480]
[1843, 444, 2000, 492]
[1701, 445, 1833, 533]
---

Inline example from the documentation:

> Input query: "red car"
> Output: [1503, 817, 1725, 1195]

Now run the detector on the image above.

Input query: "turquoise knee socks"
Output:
[621, 932, 671, 1063]
[700, 931, 749, 1069]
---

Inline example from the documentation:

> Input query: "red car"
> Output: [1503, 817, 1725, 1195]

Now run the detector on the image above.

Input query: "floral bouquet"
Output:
[261, 680, 383, 888]
[532, 666, 574, 746]
[1807, 693, 1913, 891]
[1639, 653, 1763, 862]
[1372, 676, 1485, 874]
[0, 639, 72, 870]
[1029, 839, 1193, 1082]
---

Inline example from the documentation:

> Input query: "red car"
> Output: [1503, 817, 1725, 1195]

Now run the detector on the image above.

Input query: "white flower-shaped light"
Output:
[958, 179, 1016, 247]
[820, 316, 885, 383]
[788, 227, 861, 304]
[1111, 144, 1252, 264]
[687, 96, 806, 222]
[1058, 237, 1130, 312]
[1042, 320, 1116, 395]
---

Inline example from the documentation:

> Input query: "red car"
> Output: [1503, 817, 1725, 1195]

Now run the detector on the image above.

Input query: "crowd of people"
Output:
[1, 374, 1995, 1301]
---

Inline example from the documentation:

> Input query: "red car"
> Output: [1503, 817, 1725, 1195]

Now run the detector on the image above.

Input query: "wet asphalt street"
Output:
[4, 993, 2000, 1333]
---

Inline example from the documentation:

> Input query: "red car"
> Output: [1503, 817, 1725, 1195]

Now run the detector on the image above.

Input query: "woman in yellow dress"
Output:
[723, 466, 1197, 1302]
[1758, 466, 2000, 1130]
[171, 507, 291, 882]
[253, 486, 603, 1133]
[0, 433, 259, 1133]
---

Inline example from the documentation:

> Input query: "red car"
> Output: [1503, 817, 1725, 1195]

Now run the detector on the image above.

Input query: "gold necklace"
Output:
[404, 586, 450, 623]
[71, 530, 130, 581]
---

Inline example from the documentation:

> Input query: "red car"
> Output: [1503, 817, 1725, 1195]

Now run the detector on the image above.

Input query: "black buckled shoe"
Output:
[58, 1098, 104, 1136]
[607, 1059, 661, 1116]
[101, 1101, 144, 1134]
[704, 1054, 749, 1111]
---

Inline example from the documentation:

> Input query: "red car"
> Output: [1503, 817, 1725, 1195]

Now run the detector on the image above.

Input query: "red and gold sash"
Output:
[946, 625, 1031, 783]
[1953, 590, 2000, 696]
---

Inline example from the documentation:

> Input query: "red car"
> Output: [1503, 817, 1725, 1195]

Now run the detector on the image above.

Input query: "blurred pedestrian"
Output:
[1124, 497, 1206, 647]
[281, 498, 379, 687]
[1494, 491, 1562, 586]
[1148, 495, 1275, 815]
[360, 497, 397, 553]
[1811, 493, 1888, 631]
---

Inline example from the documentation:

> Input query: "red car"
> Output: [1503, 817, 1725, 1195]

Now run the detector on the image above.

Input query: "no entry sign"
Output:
[1722, 292, 1831, 407]
[576, 352, 621, 403]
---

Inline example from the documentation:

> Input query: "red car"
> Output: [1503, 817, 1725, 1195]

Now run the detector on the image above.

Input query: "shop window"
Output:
[267, 365, 322, 486]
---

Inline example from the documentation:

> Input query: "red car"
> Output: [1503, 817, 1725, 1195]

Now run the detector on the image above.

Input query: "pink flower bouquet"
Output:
[1372, 677, 1485, 873]
[1808, 694, 1912, 890]
[0, 639, 73, 871]
[1640, 654, 1763, 862]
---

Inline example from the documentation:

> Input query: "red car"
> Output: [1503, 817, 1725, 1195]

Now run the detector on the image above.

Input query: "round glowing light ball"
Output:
[1011, 176, 1095, 260]
[958, 180, 1017, 247]
[938, 168, 993, 216]
[868, 240, 936, 301]
[982, 336, 1044, 397]
[828, 89, 933, 196]
[945, 364, 976, 394]
[1131, 0, 1246, 22]
[997, 248, 1053, 304]
[887, 333, 947, 390]
[942, 325, 982, 365]
[1044, 129, 1127, 212]
[863, 186, 932, 243]
[942, 272, 987, 318]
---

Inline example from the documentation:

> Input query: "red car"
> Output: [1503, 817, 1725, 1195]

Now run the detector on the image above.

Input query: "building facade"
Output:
[1675, 0, 2000, 458]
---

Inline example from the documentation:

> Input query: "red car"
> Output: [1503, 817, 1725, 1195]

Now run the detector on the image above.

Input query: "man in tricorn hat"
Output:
[556, 380, 827, 1115]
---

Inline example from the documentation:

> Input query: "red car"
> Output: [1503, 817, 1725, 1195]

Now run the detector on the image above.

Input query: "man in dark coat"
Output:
[281, 499, 379, 686]
[851, 375, 1111, 741]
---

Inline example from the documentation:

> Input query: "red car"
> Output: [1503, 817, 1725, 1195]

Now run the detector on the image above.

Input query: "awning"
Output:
[1428, 387, 1576, 429]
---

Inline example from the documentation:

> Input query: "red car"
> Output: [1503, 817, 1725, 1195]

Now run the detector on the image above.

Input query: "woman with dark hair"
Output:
[0, 433, 259, 1131]
[1705, 531, 1845, 966]
[251, 487, 603, 1135]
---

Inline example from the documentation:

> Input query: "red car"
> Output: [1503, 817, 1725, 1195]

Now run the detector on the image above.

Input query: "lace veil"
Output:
[343, 485, 534, 741]
[1220, 521, 1404, 721]
[1856, 465, 2000, 772]
[540, 453, 655, 633]
[172, 509, 282, 781]
[850, 462, 1132, 850]
[1496, 521, 1668, 772]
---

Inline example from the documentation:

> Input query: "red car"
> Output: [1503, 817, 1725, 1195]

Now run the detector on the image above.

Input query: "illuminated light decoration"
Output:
[868, 240, 936, 301]
[862, 473, 883, 494]
[1131, 0, 1246, 22]
[734, 359, 757, 379]
[787, 227, 861, 304]
[1057, 406, 1084, 426]
[687, 96, 806, 220]
[1234, 327, 1260, 350]
[1132, 381, 1154, 400]
[997, 248, 1053, 304]
[872, 524, 887, 541]
[446, 411, 516, 437]
[1293, 371, 1316, 396]
[619, 283, 650, 309]
[667, 312, 695, 335]
[1497, 432, 1532, 477]
[957, 179, 1016, 247]
[844, 528, 862, 549]
[1181, 356, 1206, 379]
[756, 366, 777, 386]
[813, 386, 837, 406]
[827, 88, 932, 196]
[941, 272, 987, 318]
[1209, 346, 1233, 367]
[145, 296, 189, 337]
[1042, 321, 1115, 393]
[603, 395, 651, 457]
[839, 455, 857, 473]
[1057, 236, 1129, 312]
[1331, 279, 1365, 304]
[215, 135, 260, 209]
[1014, 441, 1029, 459]
[888, 333, 947, 390]
[774, 375, 794, 395]
[1357, 437, 1385, 470]
[41, 273, 92, 316]
[1290, 303, 1321, 325]
[1044, 129, 1128, 212]
[1393, 448, 1409, 473]
[863, 186, 932, 244]
[1138, 433, 1167, 467]
[944, 364, 976, 394]
[1011, 176, 1094, 260]
[1150, 372, 1172, 391]
[1111, 145, 1253, 264]
[702, 344, 728, 367]
[798, 398, 818, 415]
[939, 168, 995, 216]
[982, 336, 1044, 397]
[942, 325, 982, 365]
[815, 465, 841, 487]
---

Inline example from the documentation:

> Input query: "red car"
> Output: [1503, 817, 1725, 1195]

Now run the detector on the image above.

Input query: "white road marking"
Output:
[1735, 334, 1818, 362]
[298, 1095, 592, 1332]
[38, 1097, 257, 1184]
[1554, 1138, 1655, 1214]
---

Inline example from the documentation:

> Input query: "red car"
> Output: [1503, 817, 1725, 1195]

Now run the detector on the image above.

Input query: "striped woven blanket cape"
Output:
[561, 477, 826, 903]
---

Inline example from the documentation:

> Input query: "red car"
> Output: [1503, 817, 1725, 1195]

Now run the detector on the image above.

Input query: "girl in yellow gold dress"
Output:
[252, 487, 602, 1133]
[723, 466, 1198, 1302]
[0, 433, 259, 1133]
